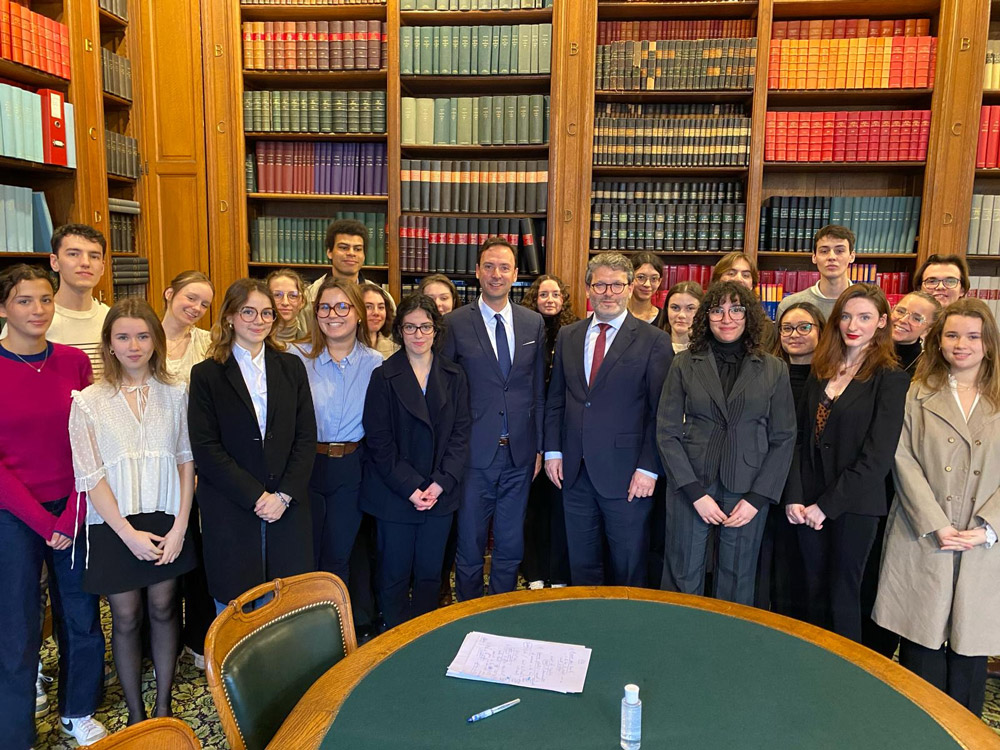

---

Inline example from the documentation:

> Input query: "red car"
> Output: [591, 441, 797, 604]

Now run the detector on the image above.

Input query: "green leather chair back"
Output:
[221, 602, 349, 750]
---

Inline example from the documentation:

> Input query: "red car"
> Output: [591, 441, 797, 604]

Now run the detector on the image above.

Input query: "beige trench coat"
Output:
[873, 382, 1000, 656]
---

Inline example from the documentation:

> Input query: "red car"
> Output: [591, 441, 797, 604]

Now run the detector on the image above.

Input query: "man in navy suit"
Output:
[441, 236, 546, 600]
[544, 252, 673, 586]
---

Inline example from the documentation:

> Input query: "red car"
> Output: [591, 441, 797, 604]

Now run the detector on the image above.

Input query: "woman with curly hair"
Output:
[657, 281, 796, 605]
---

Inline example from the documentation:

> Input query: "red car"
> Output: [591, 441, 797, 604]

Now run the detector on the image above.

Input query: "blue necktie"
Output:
[495, 313, 511, 379]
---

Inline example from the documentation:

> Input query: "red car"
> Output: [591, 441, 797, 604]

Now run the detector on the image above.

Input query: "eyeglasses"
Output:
[634, 274, 661, 287]
[921, 277, 961, 290]
[238, 307, 276, 323]
[272, 291, 301, 302]
[589, 281, 628, 295]
[779, 322, 815, 336]
[317, 302, 353, 318]
[401, 323, 435, 335]
[708, 305, 747, 321]
[891, 307, 928, 325]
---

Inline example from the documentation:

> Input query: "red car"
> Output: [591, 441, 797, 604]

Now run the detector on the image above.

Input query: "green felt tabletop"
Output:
[319, 599, 962, 750]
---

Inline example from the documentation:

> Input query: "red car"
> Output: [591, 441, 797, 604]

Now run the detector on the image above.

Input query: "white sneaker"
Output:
[184, 645, 206, 670]
[550, 583, 567, 588]
[36, 662, 52, 717]
[527, 580, 545, 590]
[60, 715, 109, 745]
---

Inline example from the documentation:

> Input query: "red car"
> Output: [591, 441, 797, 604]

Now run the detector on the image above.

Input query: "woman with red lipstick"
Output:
[361, 294, 470, 628]
[161, 270, 215, 385]
[785, 284, 909, 643]
[874, 299, 1000, 715]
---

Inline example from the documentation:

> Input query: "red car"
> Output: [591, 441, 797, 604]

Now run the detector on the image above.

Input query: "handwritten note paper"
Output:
[446, 631, 592, 694]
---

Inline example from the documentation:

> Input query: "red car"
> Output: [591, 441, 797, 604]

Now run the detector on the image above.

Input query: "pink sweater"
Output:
[0, 343, 92, 539]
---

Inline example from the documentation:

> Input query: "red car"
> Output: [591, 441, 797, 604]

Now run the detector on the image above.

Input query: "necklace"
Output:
[9, 345, 49, 374]
[837, 359, 861, 378]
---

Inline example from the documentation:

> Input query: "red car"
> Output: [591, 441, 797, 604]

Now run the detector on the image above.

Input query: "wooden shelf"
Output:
[400, 143, 549, 157]
[0, 155, 74, 176]
[98, 7, 128, 30]
[400, 211, 547, 218]
[596, 90, 754, 104]
[244, 132, 387, 142]
[772, 0, 940, 18]
[758, 251, 918, 258]
[103, 91, 133, 109]
[247, 193, 388, 202]
[0, 252, 51, 259]
[592, 165, 748, 178]
[598, 2, 759, 21]
[401, 75, 550, 95]
[401, 8, 552, 25]
[240, 4, 387, 22]
[965, 254, 1000, 261]
[767, 88, 934, 106]
[0, 58, 70, 90]
[764, 161, 926, 172]
[242, 70, 387, 88]
[975, 169, 1000, 177]
[108, 173, 138, 185]
[984, 90, 1000, 105]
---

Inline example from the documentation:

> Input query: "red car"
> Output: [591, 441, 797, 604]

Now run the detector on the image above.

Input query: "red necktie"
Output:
[589, 323, 610, 387]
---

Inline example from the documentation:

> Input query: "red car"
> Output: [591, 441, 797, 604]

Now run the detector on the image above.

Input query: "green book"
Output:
[516, 25, 531, 74]
[261, 91, 272, 132]
[319, 91, 333, 133]
[459, 27, 472, 75]
[450, 25, 460, 75]
[490, 24, 501, 74]
[459, 0, 471, 9]
[478, 26, 491, 76]
[528, 94, 543, 144]
[400, 27, 414, 75]
[498, 26, 512, 75]
[433, 98, 450, 144]
[401, 0, 417, 9]
[279, 91, 290, 133]
[470, 26, 479, 75]
[436, 0, 449, 9]
[515, 95, 529, 145]
[347, 90, 361, 132]
[417, 0, 433, 8]
[419, 28, 433, 75]
[307, 89, 320, 133]
[401, 97, 417, 144]
[510, 21, 520, 73]
[491, 96, 504, 145]
[364, 213, 377, 265]
[478, 95, 492, 145]
[331, 90, 347, 133]
[243, 91, 253, 131]
[373, 91, 387, 134]
[457, 97, 473, 146]
[530, 24, 539, 74]
[539, 23, 552, 74]
[416, 98, 434, 144]
[503, 95, 517, 145]
[440, 26, 453, 75]
[376, 214, 386, 265]
[432, 27, 441, 75]
[471, 100, 479, 145]
[543, 95, 550, 143]
[448, 96, 459, 144]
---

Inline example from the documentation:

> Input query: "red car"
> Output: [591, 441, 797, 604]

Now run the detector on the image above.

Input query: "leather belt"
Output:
[316, 441, 360, 458]
[498, 437, 510, 446]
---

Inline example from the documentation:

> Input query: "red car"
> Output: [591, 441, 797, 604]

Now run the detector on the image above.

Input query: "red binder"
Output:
[38, 88, 67, 166]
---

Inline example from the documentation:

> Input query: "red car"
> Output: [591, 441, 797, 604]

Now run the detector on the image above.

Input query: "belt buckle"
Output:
[498, 436, 510, 447]
[327, 443, 345, 458]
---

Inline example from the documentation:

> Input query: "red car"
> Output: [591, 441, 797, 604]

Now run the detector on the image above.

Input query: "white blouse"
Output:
[165, 326, 211, 385]
[69, 378, 193, 526]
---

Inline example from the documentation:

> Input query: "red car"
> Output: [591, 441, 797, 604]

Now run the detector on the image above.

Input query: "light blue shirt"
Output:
[292, 340, 382, 442]
[478, 296, 515, 369]
[545, 310, 656, 480]
[233, 343, 267, 439]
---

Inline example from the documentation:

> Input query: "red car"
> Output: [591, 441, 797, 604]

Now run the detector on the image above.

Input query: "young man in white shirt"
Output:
[776, 225, 856, 322]
[307, 218, 369, 304]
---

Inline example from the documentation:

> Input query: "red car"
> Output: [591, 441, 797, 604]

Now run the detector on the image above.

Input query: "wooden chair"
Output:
[88, 718, 200, 749]
[204, 572, 357, 750]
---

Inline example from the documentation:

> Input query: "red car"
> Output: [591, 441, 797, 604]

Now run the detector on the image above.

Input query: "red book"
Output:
[857, 111, 872, 162]
[845, 111, 860, 161]
[977, 106, 991, 169]
[888, 110, 902, 160]
[809, 111, 823, 161]
[10, 1, 22, 64]
[980, 106, 996, 167]
[856, 19, 870, 38]
[833, 110, 849, 161]
[787, 20, 801, 40]
[821, 111, 835, 161]
[916, 19, 930, 36]
[879, 20, 894, 37]
[833, 18, 847, 39]
[845, 18, 858, 39]
[899, 110, 914, 161]
[893, 19, 906, 36]
[772, 21, 788, 39]
[0, 0, 10, 61]
[888, 38, 904, 87]
[877, 110, 892, 161]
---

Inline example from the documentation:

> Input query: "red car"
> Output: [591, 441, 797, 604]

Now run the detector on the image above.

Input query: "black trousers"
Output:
[521, 471, 570, 586]
[754, 507, 807, 619]
[797, 512, 879, 643]
[899, 639, 988, 717]
[860, 514, 899, 658]
[376, 514, 453, 629]
[180, 498, 216, 656]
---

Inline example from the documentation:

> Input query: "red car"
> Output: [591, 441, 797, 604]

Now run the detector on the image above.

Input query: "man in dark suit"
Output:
[544, 252, 673, 587]
[441, 236, 546, 600]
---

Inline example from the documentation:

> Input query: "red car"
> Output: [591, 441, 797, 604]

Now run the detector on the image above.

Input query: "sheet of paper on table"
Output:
[446, 631, 592, 694]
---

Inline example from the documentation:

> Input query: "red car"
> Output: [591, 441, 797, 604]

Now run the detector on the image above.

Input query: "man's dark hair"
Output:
[813, 224, 856, 254]
[51, 223, 107, 255]
[391, 293, 445, 348]
[913, 253, 970, 294]
[477, 236, 517, 266]
[324, 218, 368, 251]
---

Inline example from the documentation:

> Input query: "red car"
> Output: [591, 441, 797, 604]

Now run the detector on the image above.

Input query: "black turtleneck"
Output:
[787, 362, 811, 406]
[710, 336, 747, 397]
[895, 339, 923, 378]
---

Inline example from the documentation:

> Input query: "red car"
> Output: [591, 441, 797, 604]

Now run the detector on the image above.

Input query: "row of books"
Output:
[593, 115, 751, 167]
[987, 40, 1000, 91]
[766, 36, 936, 91]
[101, 48, 133, 102]
[401, 95, 549, 147]
[398, 215, 543, 275]
[400, 279, 535, 307]
[250, 212, 388, 266]
[596, 20, 755, 44]
[399, 24, 552, 76]
[0, 184, 52, 254]
[596, 39, 757, 92]
[111, 256, 149, 285]
[758, 195, 921, 255]
[592, 179, 745, 204]
[654, 264, 714, 294]
[772, 18, 931, 40]
[590, 201, 746, 253]
[400, 0, 552, 9]
[106, 130, 140, 179]
[108, 198, 140, 255]
[967, 194, 1000, 256]
[241, 20, 387, 72]
[764, 110, 931, 163]
[1, 2, 70, 80]
[247, 141, 388, 196]
[968, 277, 1000, 320]
[975, 106, 1000, 170]
[400, 159, 549, 214]
[1, 84, 76, 166]
[98, 0, 128, 21]
[759, 267, 911, 296]
[242, 90, 388, 135]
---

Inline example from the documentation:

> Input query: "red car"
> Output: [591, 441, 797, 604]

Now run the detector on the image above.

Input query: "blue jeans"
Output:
[0, 501, 105, 750]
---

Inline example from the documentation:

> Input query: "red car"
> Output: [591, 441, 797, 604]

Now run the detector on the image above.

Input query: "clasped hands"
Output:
[934, 525, 988, 551]
[410, 481, 444, 511]
[785, 503, 826, 530]
[255, 491, 288, 523]
[694, 494, 759, 527]
[116, 521, 186, 565]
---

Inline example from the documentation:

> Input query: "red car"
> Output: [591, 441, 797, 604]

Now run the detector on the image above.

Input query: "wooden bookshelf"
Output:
[243, 132, 388, 142]
[595, 90, 755, 103]
[399, 8, 552, 24]
[240, 4, 388, 22]
[766, 89, 935, 106]
[598, 2, 760, 20]
[400, 74, 551, 95]
[242, 69, 388, 87]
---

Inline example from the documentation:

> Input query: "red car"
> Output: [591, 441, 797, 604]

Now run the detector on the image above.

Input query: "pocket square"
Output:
[523, 340, 536, 346]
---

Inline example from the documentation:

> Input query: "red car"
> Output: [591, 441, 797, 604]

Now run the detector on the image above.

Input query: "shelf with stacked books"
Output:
[248, 192, 389, 202]
[0, 58, 70, 90]
[240, 4, 388, 23]
[597, 2, 760, 21]
[771, 0, 940, 18]
[244, 131, 387, 141]
[243, 69, 388, 87]
[596, 90, 755, 103]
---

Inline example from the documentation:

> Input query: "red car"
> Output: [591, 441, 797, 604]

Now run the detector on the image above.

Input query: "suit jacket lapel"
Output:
[568, 319, 590, 393]
[590, 314, 635, 392]
[690, 351, 729, 417]
[921, 386, 975, 446]
[387, 354, 432, 429]
[509, 305, 533, 372]
[727, 354, 761, 406]
[470, 305, 505, 380]
[264, 348, 280, 431]
[224, 356, 258, 425]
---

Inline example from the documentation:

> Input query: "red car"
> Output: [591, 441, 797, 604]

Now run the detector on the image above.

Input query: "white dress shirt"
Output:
[233, 343, 268, 439]
[478, 296, 515, 369]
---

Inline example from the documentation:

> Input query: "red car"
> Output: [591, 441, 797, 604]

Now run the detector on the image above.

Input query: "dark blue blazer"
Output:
[544, 312, 673, 499]
[439, 301, 546, 468]
[360, 350, 471, 524]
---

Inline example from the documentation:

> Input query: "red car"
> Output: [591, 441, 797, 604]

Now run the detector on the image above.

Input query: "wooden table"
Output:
[269, 587, 1000, 750]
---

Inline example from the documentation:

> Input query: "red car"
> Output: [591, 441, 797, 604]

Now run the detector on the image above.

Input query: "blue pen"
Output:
[467, 698, 521, 723]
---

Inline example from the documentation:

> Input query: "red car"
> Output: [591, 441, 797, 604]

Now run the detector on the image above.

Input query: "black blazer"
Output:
[544, 312, 673, 499]
[439, 302, 546, 469]
[188, 348, 317, 603]
[786, 367, 909, 519]
[657, 348, 796, 507]
[360, 350, 471, 523]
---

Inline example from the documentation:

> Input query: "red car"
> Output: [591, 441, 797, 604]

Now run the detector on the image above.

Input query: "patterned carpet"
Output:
[34, 600, 1000, 749]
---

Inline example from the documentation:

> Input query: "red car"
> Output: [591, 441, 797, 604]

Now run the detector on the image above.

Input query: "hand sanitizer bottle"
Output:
[620, 684, 641, 750]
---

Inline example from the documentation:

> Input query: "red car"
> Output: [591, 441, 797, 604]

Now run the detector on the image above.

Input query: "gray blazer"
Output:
[656, 348, 796, 506]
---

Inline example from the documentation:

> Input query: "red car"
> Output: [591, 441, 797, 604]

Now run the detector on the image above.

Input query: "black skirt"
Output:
[83, 511, 196, 595]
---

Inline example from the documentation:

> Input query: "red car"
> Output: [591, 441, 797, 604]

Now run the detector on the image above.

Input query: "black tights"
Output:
[107, 578, 180, 725]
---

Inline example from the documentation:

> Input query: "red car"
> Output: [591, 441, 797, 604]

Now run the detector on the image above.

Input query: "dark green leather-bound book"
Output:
[376, 213, 386, 266]
[332, 90, 348, 133]
[503, 96, 517, 146]
[536, 160, 548, 214]
[434, 98, 450, 144]
[470, 26, 480, 75]
[364, 213, 378, 266]
[432, 27, 441, 76]
[440, 26, 453, 75]
[504, 161, 516, 213]
[277, 91, 289, 132]
[516, 25, 531, 74]
[448, 97, 459, 144]
[476, 161, 489, 211]
[306, 90, 320, 133]
[543, 95, 550, 143]
[516, 95, 530, 145]
[721, 202, 735, 251]
[510, 22, 520, 74]
[347, 90, 361, 132]
[400, 27, 414, 75]
[319, 91, 333, 133]
[444, 217, 458, 274]
[457, 97, 473, 146]
[530, 24, 540, 74]
[373, 91, 387, 134]
[488, 160, 501, 213]
[491, 97, 504, 145]
[499, 26, 512, 75]
[243, 91, 254, 131]
[359, 91, 373, 133]
[458, 159, 472, 212]
[528, 94, 543, 144]
[261, 92, 272, 132]
[459, 26, 473, 75]
[478, 26, 492, 76]
[478, 96, 492, 145]
[245, 152, 256, 193]
[441, 160, 453, 212]
[417, 160, 430, 211]
[419, 28, 433, 75]
[490, 25, 501, 75]
[450, 26, 460, 75]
